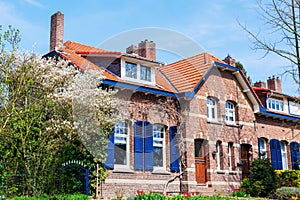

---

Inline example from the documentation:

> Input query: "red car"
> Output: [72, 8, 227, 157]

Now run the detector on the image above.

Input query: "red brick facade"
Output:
[46, 11, 300, 199]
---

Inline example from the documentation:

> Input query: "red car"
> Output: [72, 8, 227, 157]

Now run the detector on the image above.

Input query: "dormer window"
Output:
[140, 65, 151, 81]
[123, 61, 154, 84]
[267, 98, 283, 111]
[125, 62, 137, 79]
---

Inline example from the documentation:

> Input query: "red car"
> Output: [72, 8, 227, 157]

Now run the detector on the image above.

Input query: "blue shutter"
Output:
[290, 142, 299, 169]
[277, 141, 283, 170]
[270, 139, 282, 170]
[104, 133, 114, 169]
[144, 121, 153, 171]
[270, 139, 278, 169]
[170, 126, 180, 172]
[258, 138, 261, 159]
[134, 121, 143, 170]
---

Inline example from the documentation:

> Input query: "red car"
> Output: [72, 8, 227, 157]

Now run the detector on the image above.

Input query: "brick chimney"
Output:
[126, 44, 138, 55]
[254, 81, 266, 88]
[223, 55, 236, 67]
[137, 40, 156, 60]
[50, 11, 64, 51]
[267, 76, 282, 92]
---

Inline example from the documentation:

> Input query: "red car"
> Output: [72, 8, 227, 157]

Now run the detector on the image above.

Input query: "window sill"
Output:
[216, 170, 226, 174]
[112, 168, 134, 174]
[229, 170, 238, 175]
[207, 120, 222, 125]
[225, 122, 238, 127]
[152, 170, 171, 175]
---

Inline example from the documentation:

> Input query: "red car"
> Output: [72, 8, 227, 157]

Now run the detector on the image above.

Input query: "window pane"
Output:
[114, 122, 128, 165]
[115, 144, 127, 165]
[153, 124, 165, 167]
[140, 65, 151, 81]
[125, 62, 137, 79]
[154, 147, 163, 167]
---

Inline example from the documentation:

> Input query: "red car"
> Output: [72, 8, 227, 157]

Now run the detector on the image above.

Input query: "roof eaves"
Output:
[122, 53, 164, 65]
[102, 79, 177, 97]
[259, 107, 300, 122]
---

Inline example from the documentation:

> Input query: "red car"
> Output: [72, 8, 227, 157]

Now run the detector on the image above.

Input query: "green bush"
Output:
[241, 158, 278, 197]
[275, 187, 300, 200]
[133, 191, 238, 200]
[8, 193, 89, 200]
[232, 188, 250, 198]
[275, 170, 300, 187]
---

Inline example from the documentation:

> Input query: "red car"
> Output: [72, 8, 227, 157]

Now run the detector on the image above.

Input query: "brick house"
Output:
[253, 78, 300, 170]
[45, 11, 300, 198]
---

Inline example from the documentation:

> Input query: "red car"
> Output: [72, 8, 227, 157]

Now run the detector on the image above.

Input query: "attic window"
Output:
[140, 65, 151, 81]
[267, 98, 283, 111]
[125, 62, 137, 79]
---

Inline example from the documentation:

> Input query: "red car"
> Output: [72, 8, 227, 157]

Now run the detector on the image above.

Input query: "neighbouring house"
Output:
[253, 78, 300, 170]
[45, 11, 300, 198]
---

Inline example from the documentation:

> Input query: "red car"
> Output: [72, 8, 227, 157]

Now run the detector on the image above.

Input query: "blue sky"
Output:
[0, 0, 298, 95]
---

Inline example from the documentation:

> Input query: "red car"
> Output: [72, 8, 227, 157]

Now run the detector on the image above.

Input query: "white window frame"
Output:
[281, 142, 288, 170]
[140, 65, 151, 81]
[259, 138, 267, 159]
[207, 97, 217, 121]
[153, 124, 166, 171]
[114, 121, 130, 169]
[267, 98, 284, 111]
[125, 62, 137, 79]
[225, 101, 235, 124]
[216, 142, 221, 170]
[122, 60, 154, 84]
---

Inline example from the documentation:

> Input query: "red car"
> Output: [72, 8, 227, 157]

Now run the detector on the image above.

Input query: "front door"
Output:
[241, 144, 252, 179]
[194, 139, 206, 184]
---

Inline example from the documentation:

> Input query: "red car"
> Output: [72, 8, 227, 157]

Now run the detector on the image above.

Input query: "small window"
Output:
[153, 124, 166, 169]
[140, 65, 151, 81]
[207, 97, 217, 121]
[281, 142, 288, 170]
[267, 98, 283, 111]
[225, 101, 235, 123]
[125, 62, 137, 79]
[228, 142, 234, 170]
[114, 122, 129, 166]
[259, 138, 267, 159]
[216, 141, 222, 170]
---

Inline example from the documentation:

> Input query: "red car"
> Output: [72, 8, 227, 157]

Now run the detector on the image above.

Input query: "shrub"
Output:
[275, 187, 300, 200]
[8, 193, 89, 200]
[241, 158, 278, 197]
[232, 187, 250, 198]
[275, 170, 300, 187]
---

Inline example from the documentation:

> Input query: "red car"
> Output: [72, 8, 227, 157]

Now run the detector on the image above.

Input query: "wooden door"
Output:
[241, 144, 251, 179]
[194, 139, 206, 184]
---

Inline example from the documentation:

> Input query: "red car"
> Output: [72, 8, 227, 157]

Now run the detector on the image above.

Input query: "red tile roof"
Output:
[63, 40, 121, 55]
[58, 48, 119, 81]
[161, 52, 224, 92]
[58, 41, 176, 92]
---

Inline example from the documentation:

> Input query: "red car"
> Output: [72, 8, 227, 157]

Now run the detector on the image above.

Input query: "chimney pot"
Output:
[223, 54, 236, 67]
[254, 81, 266, 88]
[137, 39, 156, 60]
[267, 76, 282, 92]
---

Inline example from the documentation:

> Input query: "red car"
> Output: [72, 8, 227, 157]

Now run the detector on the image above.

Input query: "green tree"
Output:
[0, 26, 118, 197]
[236, 61, 252, 84]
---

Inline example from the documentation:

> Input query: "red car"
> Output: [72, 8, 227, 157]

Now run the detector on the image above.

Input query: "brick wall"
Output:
[181, 69, 256, 194]
[101, 90, 180, 199]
